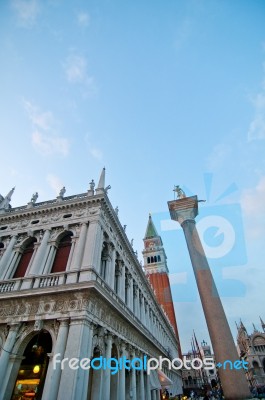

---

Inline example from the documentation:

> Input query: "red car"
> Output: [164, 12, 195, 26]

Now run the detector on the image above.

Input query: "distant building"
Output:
[0, 169, 182, 400]
[237, 318, 265, 390]
[182, 338, 219, 396]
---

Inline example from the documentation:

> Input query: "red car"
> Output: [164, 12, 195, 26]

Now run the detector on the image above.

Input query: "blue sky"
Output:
[1, 0, 265, 352]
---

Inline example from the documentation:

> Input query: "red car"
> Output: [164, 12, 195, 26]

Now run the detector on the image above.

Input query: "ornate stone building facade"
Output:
[0, 169, 182, 400]
[237, 318, 265, 390]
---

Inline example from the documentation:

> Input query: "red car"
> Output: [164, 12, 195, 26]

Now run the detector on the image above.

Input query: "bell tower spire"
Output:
[142, 214, 182, 357]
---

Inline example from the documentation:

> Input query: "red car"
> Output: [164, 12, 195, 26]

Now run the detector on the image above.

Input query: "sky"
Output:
[0, 0, 265, 353]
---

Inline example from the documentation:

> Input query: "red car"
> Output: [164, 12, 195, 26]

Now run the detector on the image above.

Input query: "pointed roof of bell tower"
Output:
[144, 214, 159, 239]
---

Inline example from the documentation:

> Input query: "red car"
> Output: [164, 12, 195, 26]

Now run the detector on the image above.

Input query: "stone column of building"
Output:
[42, 318, 70, 400]
[42, 242, 57, 274]
[119, 261, 125, 301]
[145, 367, 152, 400]
[130, 348, 137, 400]
[102, 333, 113, 400]
[140, 292, 145, 325]
[168, 195, 251, 400]
[0, 323, 21, 393]
[139, 353, 145, 400]
[108, 244, 116, 289]
[145, 302, 150, 329]
[3, 248, 21, 279]
[135, 285, 140, 319]
[57, 317, 93, 400]
[70, 223, 88, 269]
[0, 235, 17, 279]
[119, 341, 126, 399]
[29, 230, 50, 275]
[125, 271, 132, 309]
[81, 219, 103, 276]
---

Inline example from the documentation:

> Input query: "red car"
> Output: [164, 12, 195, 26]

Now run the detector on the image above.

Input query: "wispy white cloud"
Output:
[241, 176, 265, 238]
[23, 100, 69, 157]
[11, 0, 40, 28]
[32, 131, 69, 156]
[84, 134, 103, 161]
[77, 12, 90, 28]
[247, 62, 265, 141]
[89, 147, 103, 161]
[46, 174, 64, 195]
[206, 143, 231, 170]
[24, 101, 55, 131]
[63, 53, 96, 96]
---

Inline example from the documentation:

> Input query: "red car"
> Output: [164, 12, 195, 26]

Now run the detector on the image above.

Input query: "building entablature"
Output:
[0, 283, 175, 359]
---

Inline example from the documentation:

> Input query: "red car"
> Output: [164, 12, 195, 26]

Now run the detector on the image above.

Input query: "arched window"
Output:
[151, 256, 154, 263]
[154, 255, 157, 262]
[13, 238, 37, 278]
[157, 255, 161, 262]
[147, 257, 150, 264]
[50, 233, 73, 273]
[253, 361, 261, 376]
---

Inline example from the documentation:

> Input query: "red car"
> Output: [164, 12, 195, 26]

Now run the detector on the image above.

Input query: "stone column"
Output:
[108, 244, 116, 289]
[57, 318, 93, 400]
[119, 261, 125, 301]
[103, 334, 113, 400]
[43, 244, 57, 274]
[3, 250, 20, 279]
[0, 236, 17, 279]
[139, 356, 145, 400]
[141, 297, 146, 326]
[42, 318, 69, 400]
[129, 276, 134, 311]
[119, 342, 126, 399]
[135, 285, 140, 319]
[70, 223, 88, 270]
[168, 195, 251, 400]
[0, 323, 21, 390]
[130, 349, 137, 400]
[145, 367, 152, 400]
[81, 219, 103, 273]
[29, 230, 50, 275]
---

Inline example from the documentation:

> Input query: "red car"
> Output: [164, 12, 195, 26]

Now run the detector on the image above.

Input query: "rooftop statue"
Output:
[173, 185, 186, 199]
[31, 192, 38, 204]
[59, 187, 66, 197]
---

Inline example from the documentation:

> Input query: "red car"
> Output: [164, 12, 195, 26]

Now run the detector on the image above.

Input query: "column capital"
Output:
[57, 317, 70, 326]
[8, 322, 21, 332]
[168, 195, 198, 225]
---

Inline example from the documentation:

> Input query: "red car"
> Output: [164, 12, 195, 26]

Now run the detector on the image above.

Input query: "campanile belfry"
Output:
[143, 214, 182, 356]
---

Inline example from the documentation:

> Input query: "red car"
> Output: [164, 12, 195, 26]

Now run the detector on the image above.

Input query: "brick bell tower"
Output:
[143, 214, 182, 357]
